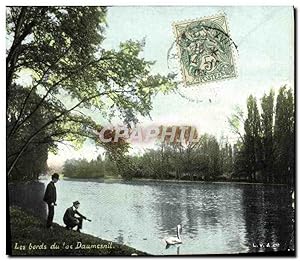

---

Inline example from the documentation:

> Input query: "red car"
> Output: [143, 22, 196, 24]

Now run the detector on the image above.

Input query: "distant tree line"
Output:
[63, 156, 118, 179]
[62, 86, 295, 185]
[126, 135, 233, 181]
[62, 135, 233, 181]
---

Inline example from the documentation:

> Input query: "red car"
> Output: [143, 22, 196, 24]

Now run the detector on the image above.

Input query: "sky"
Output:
[47, 6, 294, 167]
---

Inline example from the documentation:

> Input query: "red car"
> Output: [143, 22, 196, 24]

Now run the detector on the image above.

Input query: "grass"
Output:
[9, 207, 149, 256]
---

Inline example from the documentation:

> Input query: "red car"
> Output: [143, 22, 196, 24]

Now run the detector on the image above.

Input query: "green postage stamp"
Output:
[173, 15, 237, 86]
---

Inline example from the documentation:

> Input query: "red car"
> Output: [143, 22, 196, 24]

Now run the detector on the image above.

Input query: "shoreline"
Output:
[9, 207, 149, 256]
[58, 176, 288, 186]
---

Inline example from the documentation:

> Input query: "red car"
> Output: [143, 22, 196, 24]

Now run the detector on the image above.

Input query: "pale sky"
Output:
[48, 6, 294, 167]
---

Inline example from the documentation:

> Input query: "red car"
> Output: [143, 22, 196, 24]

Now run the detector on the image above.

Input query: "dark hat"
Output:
[73, 201, 80, 205]
[51, 173, 59, 180]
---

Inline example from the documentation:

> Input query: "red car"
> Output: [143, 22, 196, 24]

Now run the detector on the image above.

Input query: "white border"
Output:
[1, 2, 298, 261]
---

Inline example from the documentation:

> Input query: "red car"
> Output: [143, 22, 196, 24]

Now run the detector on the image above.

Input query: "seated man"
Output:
[63, 201, 91, 232]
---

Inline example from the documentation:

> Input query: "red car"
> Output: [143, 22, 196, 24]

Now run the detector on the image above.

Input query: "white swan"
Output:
[165, 224, 182, 245]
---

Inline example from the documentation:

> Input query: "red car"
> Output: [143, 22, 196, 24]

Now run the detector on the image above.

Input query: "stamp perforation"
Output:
[171, 12, 238, 88]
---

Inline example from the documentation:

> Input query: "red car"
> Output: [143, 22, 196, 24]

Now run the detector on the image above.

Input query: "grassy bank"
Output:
[9, 207, 149, 256]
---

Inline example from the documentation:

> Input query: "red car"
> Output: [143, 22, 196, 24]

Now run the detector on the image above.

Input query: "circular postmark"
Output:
[168, 14, 238, 103]
[172, 15, 238, 86]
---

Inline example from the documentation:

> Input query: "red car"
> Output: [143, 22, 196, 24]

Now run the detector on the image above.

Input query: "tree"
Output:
[6, 7, 174, 180]
[63, 158, 106, 178]
[7, 86, 51, 181]
[274, 86, 294, 185]
[227, 105, 245, 143]
[230, 87, 294, 185]
[260, 89, 275, 183]
[243, 95, 262, 181]
[220, 141, 233, 178]
[206, 136, 221, 179]
[232, 141, 248, 180]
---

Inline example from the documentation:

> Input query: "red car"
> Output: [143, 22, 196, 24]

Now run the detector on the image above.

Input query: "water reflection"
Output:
[45, 179, 293, 255]
[152, 182, 249, 254]
[241, 184, 293, 252]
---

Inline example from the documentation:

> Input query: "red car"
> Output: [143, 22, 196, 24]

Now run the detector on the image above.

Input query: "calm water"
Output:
[44, 179, 294, 255]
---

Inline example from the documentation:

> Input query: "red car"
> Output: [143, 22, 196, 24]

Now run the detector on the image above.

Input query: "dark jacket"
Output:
[43, 181, 56, 204]
[63, 207, 86, 224]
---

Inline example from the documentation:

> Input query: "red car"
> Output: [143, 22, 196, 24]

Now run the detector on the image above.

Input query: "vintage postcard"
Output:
[6, 6, 295, 256]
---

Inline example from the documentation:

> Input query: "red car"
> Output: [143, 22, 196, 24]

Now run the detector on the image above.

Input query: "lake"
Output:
[44, 179, 294, 255]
